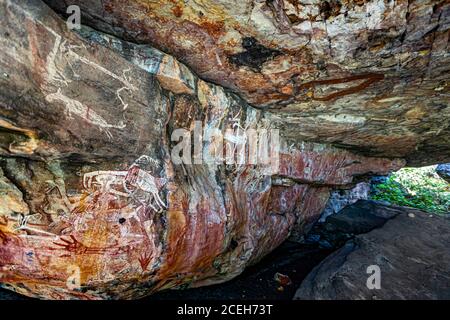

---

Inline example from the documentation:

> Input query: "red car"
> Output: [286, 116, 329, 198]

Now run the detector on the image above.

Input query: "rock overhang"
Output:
[0, 0, 448, 299]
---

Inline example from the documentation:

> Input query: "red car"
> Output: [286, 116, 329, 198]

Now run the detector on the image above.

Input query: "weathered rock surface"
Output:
[436, 163, 450, 183]
[44, 0, 450, 165]
[318, 182, 370, 223]
[0, 0, 406, 299]
[295, 201, 450, 300]
[0, 240, 332, 300]
[305, 199, 405, 248]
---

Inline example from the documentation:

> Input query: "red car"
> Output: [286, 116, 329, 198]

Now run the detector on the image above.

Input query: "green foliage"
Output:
[371, 166, 450, 214]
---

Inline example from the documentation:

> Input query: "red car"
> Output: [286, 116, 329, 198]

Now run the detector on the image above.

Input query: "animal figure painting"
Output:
[0, 155, 167, 299]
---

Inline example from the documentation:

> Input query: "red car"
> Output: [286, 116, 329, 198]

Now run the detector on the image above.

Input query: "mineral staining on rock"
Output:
[44, 0, 450, 164]
[0, 0, 448, 300]
[228, 37, 282, 71]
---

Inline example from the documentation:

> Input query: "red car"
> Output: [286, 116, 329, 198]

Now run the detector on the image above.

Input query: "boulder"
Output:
[295, 202, 450, 299]
[0, 0, 449, 300]
[304, 200, 404, 248]
[436, 164, 450, 183]
[318, 182, 371, 223]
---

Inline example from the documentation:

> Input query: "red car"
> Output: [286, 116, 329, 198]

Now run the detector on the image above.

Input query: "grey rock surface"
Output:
[295, 202, 450, 300]
[437, 164, 450, 183]
[319, 182, 371, 223]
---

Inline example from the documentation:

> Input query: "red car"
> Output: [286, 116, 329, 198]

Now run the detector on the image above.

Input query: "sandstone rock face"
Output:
[0, 0, 406, 299]
[44, 0, 450, 165]
[436, 163, 450, 183]
[305, 199, 405, 248]
[295, 201, 450, 300]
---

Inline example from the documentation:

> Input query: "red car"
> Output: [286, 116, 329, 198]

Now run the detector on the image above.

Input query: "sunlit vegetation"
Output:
[371, 166, 450, 214]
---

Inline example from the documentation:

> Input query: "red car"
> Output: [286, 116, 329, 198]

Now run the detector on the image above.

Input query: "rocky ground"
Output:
[297, 201, 450, 300]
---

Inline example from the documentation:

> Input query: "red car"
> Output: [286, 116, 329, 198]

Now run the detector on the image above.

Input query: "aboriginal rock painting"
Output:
[83, 156, 167, 213]
[0, 155, 167, 299]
